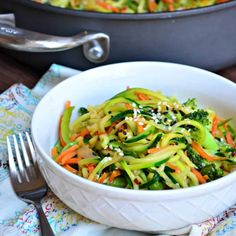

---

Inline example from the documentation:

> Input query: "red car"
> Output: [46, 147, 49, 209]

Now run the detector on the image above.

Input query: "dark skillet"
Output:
[0, 0, 236, 71]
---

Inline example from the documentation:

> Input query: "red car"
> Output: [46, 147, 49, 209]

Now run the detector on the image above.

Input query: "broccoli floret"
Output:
[187, 147, 224, 181]
[200, 164, 223, 181]
[187, 146, 208, 169]
[183, 98, 197, 110]
[185, 109, 210, 126]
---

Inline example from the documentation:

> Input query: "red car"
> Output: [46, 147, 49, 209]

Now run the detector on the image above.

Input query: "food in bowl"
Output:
[31, 62, 236, 231]
[51, 87, 236, 190]
[33, 0, 230, 13]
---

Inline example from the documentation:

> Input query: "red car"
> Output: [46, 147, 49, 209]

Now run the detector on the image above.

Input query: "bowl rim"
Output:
[31, 61, 236, 200]
[15, 0, 236, 20]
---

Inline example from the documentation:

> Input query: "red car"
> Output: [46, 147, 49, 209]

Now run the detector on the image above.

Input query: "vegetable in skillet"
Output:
[33, 0, 231, 13]
[51, 87, 236, 190]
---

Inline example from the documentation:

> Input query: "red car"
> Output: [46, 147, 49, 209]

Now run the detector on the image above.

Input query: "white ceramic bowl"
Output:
[31, 62, 236, 233]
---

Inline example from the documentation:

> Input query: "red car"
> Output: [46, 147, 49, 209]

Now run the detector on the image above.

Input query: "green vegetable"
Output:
[185, 109, 210, 126]
[200, 164, 224, 181]
[61, 106, 74, 145]
[183, 98, 197, 110]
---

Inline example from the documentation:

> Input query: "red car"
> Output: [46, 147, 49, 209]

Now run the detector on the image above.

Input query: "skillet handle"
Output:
[0, 23, 110, 63]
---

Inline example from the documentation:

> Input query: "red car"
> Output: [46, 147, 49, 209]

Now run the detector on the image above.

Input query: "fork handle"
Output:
[35, 201, 55, 236]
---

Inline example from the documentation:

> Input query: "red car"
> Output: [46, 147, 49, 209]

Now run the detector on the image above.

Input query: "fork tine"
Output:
[19, 132, 36, 179]
[25, 132, 37, 164]
[7, 136, 18, 179]
[13, 134, 29, 183]
[19, 133, 31, 167]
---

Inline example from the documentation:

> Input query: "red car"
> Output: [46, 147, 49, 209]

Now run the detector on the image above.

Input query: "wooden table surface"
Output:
[0, 50, 236, 93]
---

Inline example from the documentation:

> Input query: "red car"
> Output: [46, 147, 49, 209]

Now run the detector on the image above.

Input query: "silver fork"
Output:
[6, 132, 55, 236]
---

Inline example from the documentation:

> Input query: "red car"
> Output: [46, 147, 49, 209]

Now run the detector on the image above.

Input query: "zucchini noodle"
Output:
[52, 87, 236, 190]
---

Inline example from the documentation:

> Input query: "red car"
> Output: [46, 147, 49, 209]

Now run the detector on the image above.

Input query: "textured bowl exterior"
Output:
[37, 148, 236, 232]
[31, 62, 236, 232]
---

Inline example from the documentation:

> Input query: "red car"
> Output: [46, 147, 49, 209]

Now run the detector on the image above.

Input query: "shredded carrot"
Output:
[87, 164, 96, 173]
[109, 170, 121, 182]
[61, 151, 77, 165]
[136, 122, 144, 134]
[203, 175, 209, 181]
[70, 133, 79, 141]
[191, 142, 216, 162]
[147, 0, 157, 12]
[96, 0, 119, 12]
[98, 172, 108, 183]
[223, 123, 235, 147]
[135, 92, 149, 101]
[125, 103, 133, 109]
[95, 131, 106, 136]
[147, 147, 162, 154]
[55, 144, 79, 163]
[79, 129, 90, 137]
[226, 131, 235, 147]
[64, 157, 81, 165]
[51, 147, 58, 157]
[211, 115, 220, 138]
[167, 163, 181, 174]
[64, 164, 77, 174]
[167, 3, 174, 11]
[59, 116, 66, 147]
[121, 7, 128, 13]
[191, 168, 206, 184]
[64, 100, 71, 109]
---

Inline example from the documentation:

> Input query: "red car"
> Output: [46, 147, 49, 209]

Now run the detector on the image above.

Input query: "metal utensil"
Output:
[6, 132, 55, 236]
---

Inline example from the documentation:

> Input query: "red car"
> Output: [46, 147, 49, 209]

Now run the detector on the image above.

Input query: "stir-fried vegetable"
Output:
[33, 0, 230, 13]
[51, 87, 236, 190]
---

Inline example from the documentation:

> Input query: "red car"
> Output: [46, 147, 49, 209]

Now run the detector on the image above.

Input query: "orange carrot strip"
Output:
[51, 147, 58, 157]
[61, 151, 77, 165]
[223, 123, 235, 147]
[203, 175, 209, 181]
[55, 144, 79, 163]
[64, 100, 71, 109]
[148, 0, 157, 12]
[226, 131, 235, 147]
[191, 168, 206, 184]
[135, 92, 149, 101]
[211, 115, 220, 138]
[147, 147, 162, 154]
[64, 157, 81, 165]
[59, 116, 66, 147]
[191, 142, 216, 162]
[70, 133, 79, 141]
[79, 129, 90, 137]
[87, 164, 96, 173]
[109, 170, 121, 182]
[95, 131, 106, 136]
[167, 3, 174, 11]
[64, 164, 77, 174]
[136, 122, 144, 134]
[96, 1, 119, 12]
[166, 163, 181, 174]
[98, 172, 108, 183]
[125, 103, 133, 109]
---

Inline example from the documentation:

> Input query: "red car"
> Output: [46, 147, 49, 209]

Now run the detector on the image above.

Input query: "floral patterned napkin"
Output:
[0, 64, 236, 236]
